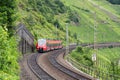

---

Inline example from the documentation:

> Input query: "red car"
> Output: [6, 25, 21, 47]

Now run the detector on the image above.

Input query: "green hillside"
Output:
[62, 0, 120, 78]
[61, 0, 120, 43]
[68, 47, 120, 79]
[1, 0, 120, 44]
[1, 0, 120, 79]
[15, 0, 120, 44]
[16, 0, 81, 44]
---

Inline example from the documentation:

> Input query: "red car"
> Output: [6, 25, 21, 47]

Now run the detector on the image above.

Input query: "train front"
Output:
[36, 39, 47, 52]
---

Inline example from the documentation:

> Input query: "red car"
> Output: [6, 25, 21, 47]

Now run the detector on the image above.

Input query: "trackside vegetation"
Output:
[69, 47, 93, 66]
[0, 0, 20, 80]
[107, 0, 120, 4]
[68, 46, 120, 79]
[0, 0, 17, 36]
[0, 27, 19, 80]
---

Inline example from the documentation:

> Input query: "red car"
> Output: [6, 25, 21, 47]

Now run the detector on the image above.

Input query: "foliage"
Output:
[69, 47, 120, 78]
[107, 0, 120, 4]
[53, 19, 61, 29]
[97, 48, 120, 76]
[76, 46, 83, 53]
[73, 33, 77, 39]
[70, 47, 93, 66]
[68, 10, 80, 23]
[36, 0, 67, 23]
[0, 27, 19, 80]
[0, 0, 17, 36]
[62, 0, 120, 43]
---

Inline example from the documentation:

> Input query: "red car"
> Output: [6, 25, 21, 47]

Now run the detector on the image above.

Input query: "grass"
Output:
[62, 0, 120, 77]
[98, 47, 120, 62]
[17, 0, 65, 43]
[61, 0, 120, 43]
[16, 0, 120, 44]
[91, 0, 120, 17]
[68, 47, 120, 78]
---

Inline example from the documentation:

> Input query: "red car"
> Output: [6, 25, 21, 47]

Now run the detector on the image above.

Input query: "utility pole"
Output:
[94, 12, 97, 51]
[93, 12, 98, 79]
[66, 23, 69, 55]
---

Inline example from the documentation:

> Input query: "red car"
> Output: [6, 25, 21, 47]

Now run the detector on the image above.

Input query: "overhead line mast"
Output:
[94, 12, 97, 51]
[93, 12, 98, 79]
[66, 23, 69, 55]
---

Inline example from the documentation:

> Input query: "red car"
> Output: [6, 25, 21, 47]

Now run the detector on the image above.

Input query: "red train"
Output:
[36, 39, 63, 52]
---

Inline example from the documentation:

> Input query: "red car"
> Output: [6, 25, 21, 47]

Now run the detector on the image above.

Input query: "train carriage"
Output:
[36, 39, 62, 53]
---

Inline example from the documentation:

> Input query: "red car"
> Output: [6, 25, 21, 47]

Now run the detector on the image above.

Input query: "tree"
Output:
[107, 0, 120, 4]
[0, 26, 19, 80]
[68, 11, 80, 23]
[54, 19, 60, 28]
[0, 0, 17, 36]
[73, 32, 77, 39]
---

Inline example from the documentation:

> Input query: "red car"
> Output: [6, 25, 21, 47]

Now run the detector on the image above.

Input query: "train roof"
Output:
[38, 39, 62, 44]
[38, 39, 61, 41]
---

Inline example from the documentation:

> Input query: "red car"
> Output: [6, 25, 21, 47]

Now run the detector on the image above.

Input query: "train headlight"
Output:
[37, 46, 39, 49]
[43, 46, 46, 48]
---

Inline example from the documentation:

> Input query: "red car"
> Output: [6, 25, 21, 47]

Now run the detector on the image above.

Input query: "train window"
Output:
[38, 39, 46, 46]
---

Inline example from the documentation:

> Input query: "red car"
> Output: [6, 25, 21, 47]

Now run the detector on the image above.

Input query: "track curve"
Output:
[49, 48, 94, 80]
[27, 53, 55, 80]
[27, 42, 120, 80]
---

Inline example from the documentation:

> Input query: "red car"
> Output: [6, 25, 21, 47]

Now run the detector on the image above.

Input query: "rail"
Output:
[27, 53, 55, 80]
[49, 48, 94, 80]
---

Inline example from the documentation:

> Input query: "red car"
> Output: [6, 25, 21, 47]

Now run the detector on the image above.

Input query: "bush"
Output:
[76, 46, 83, 53]
[0, 27, 19, 80]
[69, 47, 93, 67]
[0, 0, 17, 36]
[68, 11, 80, 23]
[107, 0, 120, 4]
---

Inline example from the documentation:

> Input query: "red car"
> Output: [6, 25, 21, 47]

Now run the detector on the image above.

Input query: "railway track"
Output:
[27, 53, 55, 80]
[85, 42, 120, 48]
[49, 48, 94, 80]
[28, 49, 93, 80]
[27, 42, 120, 80]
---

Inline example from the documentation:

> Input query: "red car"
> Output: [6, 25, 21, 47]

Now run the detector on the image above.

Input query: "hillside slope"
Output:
[16, 0, 81, 44]
[61, 0, 120, 43]
[63, 0, 120, 77]
[16, 0, 120, 44]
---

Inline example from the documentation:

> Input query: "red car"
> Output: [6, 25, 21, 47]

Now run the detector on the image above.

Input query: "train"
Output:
[36, 39, 63, 52]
